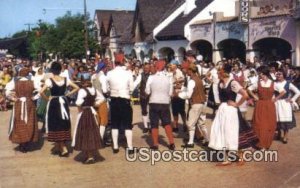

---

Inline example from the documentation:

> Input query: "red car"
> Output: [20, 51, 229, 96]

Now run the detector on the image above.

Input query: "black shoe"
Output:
[126, 147, 138, 155]
[112, 148, 119, 154]
[143, 128, 150, 134]
[168, 144, 175, 151]
[281, 138, 288, 144]
[202, 141, 209, 147]
[181, 143, 194, 148]
[150, 145, 159, 150]
[19, 145, 27, 153]
[172, 128, 179, 133]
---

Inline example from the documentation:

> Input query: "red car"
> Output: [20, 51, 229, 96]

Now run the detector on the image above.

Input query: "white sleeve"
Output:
[289, 83, 300, 102]
[5, 79, 15, 96]
[178, 80, 195, 99]
[66, 78, 71, 87]
[100, 75, 108, 94]
[95, 89, 105, 106]
[248, 81, 258, 91]
[145, 76, 152, 95]
[274, 82, 285, 93]
[45, 79, 52, 88]
[133, 74, 142, 91]
[75, 89, 87, 106]
[231, 80, 243, 94]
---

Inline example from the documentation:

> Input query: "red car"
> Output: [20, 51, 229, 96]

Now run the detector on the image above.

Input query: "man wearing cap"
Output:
[145, 60, 175, 150]
[106, 53, 135, 154]
[186, 50, 203, 78]
[176, 63, 209, 148]
[91, 61, 109, 141]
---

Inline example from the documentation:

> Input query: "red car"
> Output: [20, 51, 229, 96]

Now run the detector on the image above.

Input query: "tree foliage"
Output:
[8, 12, 99, 60]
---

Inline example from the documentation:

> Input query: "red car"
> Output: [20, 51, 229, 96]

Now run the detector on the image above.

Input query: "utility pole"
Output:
[84, 0, 89, 61]
[24, 23, 34, 33]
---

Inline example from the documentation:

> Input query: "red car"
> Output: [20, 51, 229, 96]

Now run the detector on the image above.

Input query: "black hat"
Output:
[223, 64, 232, 74]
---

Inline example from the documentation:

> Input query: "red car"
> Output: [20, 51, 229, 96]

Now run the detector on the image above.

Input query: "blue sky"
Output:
[0, 0, 136, 38]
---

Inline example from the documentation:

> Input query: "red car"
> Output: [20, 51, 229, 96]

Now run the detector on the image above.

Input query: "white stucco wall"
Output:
[185, 0, 238, 41]
[154, 40, 189, 61]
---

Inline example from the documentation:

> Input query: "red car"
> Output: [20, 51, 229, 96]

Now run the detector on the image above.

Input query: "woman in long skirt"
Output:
[209, 64, 257, 166]
[248, 66, 286, 150]
[72, 79, 102, 164]
[6, 67, 39, 152]
[275, 69, 300, 144]
[40, 62, 79, 157]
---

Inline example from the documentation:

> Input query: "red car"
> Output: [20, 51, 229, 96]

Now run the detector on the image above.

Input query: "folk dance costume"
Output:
[91, 62, 108, 140]
[209, 79, 258, 151]
[178, 64, 208, 148]
[133, 69, 151, 133]
[145, 60, 175, 150]
[72, 87, 102, 163]
[45, 78, 71, 142]
[6, 68, 39, 152]
[249, 79, 284, 149]
[275, 80, 300, 143]
[106, 55, 135, 154]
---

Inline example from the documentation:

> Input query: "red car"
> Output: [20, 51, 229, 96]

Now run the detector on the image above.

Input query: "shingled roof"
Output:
[95, 10, 134, 37]
[156, 0, 213, 41]
[132, 0, 180, 41]
[0, 36, 27, 50]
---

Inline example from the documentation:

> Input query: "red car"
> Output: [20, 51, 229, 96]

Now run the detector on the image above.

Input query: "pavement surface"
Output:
[0, 105, 300, 188]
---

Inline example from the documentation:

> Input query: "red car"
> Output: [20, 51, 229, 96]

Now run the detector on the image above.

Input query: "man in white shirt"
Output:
[170, 63, 186, 133]
[145, 60, 175, 150]
[91, 61, 109, 141]
[106, 53, 135, 154]
[176, 64, 208, 148]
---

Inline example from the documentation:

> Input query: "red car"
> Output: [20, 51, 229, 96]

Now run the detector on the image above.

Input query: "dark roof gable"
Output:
[156, 0, 213, 40]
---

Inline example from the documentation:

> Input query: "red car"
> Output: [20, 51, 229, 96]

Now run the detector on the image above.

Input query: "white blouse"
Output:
[248, 79, 284, 93]
[76, 87, 96, 106]
[45, 78, 71, 88]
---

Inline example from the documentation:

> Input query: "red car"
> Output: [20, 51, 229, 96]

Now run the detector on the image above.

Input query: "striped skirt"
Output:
[238, 110, 259, 150]
[73, 107, 102, 151]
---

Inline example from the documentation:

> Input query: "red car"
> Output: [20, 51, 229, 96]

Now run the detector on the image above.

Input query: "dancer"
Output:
[133, 63, 151, 133]
[209, 64, 256, 166]
[91, 61, 109, 141]
[275, 68, 300, 144]
[6, 67, 39, 152]
[72, 77, 102, 164]
[106, 53, 135, 154]
[40, 62, 79, 157]
[145, 60, 175, 150]
[248, 66, 286, 150]
[177, 64, 208, 148]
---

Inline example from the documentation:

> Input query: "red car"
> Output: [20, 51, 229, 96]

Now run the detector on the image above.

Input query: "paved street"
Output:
[0, 105, 300, 188]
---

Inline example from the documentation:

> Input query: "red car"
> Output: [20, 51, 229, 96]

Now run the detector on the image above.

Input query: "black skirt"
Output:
[47, 97, 71, 142]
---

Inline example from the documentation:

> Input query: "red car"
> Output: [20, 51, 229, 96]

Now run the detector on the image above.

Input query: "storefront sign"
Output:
[240, 0, 249, 23]
[250, 16, 296, 48]
[190, 24, 212, 42]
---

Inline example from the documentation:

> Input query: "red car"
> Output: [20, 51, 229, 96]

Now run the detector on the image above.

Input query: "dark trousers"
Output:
[140, 97, 149, 116]
[110, 97, 133, 130]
